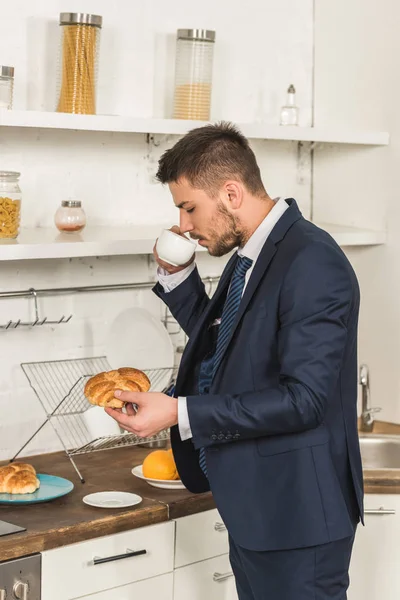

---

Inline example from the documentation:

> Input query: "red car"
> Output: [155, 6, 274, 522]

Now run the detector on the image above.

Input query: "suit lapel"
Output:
[212, 198, 303, 380]
[211, 238, 277, 379]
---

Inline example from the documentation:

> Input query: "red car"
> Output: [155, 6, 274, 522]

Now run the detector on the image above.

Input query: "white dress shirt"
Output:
[157, 197, 289, 440]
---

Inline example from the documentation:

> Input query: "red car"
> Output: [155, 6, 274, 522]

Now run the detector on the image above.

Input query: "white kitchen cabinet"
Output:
[174, 553, 238, 600]
[71, 572, 173, 599]
[349, 494, 400, 600]
[41, 521, 174, 600]
[174, 508, 229, 567]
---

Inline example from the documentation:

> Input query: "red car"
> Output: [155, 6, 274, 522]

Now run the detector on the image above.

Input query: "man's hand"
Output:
[153, 226, 195, 274]
[105, 391, 178, 438]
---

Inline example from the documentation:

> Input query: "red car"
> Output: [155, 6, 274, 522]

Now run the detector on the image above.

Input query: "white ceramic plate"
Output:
[82, 491, 142, 508]
[131, 464, 186, 490]
[105, 307, 174, 392]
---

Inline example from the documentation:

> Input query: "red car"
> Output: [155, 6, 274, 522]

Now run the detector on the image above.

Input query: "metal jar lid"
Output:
[0, 66, 14, 78]
[0, 171, 20, 179]
[59, 13, 103, 27]
[62, 200, 82, 208]
[177, 29, 216, 42]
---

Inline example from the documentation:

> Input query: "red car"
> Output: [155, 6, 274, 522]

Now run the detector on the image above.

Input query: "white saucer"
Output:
[82, 491, 142, 508]
[131, 464, 186, 490]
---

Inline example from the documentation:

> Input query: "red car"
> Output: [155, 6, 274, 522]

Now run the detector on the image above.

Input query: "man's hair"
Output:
[156, 121, 266, 197]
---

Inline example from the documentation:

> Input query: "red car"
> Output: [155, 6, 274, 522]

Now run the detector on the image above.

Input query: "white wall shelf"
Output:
[318, 223, 387, 246]
[0, 223, 386, 261]
[0, 110, 389, 146]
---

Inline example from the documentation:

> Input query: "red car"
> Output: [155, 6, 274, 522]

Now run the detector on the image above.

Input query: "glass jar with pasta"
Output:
[0, 171, 22, 240]
[56, 13, 102, 115]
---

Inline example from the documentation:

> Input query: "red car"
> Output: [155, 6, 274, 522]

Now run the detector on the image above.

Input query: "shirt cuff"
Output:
[178, 396, 193, 441]
[157, 263, 196, 293]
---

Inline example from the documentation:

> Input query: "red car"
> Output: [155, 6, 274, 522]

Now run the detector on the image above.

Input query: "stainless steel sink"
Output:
[359, 434, 400, 469]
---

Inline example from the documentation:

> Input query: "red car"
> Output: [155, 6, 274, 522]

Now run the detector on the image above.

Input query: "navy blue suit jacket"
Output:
[154, 199, 363, 551]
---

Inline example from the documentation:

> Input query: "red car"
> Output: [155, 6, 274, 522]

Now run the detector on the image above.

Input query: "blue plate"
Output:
[0, 474, 74, 505]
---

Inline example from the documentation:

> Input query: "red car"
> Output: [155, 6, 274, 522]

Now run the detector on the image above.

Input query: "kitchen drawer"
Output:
[72, 572, 173, 599]
[174, 508, 229, 568]
[174, 554, 238, 600]
[41, 521, 174, 600]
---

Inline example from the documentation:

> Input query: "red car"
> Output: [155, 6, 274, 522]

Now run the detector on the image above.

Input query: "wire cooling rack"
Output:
[15, 357, 176, 482]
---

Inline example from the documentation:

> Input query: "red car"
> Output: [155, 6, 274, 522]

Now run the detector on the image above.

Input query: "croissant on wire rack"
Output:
[0, 462, 40, 494]
[84, 367, 151, 409]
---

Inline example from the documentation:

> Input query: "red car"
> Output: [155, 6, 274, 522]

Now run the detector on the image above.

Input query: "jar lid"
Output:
[177, 29, 216, 42]
[62, 200, 82, 208]
[0, 66, 14, 78]
[59, 13, 103, 27]
[0, 171, 20, 179]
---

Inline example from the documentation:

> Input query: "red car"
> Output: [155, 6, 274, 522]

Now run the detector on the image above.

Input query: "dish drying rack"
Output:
[14, 357, 177, 483]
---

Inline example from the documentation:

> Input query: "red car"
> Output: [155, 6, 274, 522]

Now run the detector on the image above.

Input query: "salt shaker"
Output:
[54, 201, 86, 233]
[280, 84, 299, 126]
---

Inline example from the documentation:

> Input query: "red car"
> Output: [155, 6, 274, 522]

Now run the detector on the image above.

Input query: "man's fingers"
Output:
[126, 403, 136, 416]
[114, 390, 143, 403]
[105, 407, 136, 428]
[169, 225, 183, 235]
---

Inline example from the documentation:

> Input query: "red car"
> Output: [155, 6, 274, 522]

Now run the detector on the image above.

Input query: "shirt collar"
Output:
[238, 197, 289, 262]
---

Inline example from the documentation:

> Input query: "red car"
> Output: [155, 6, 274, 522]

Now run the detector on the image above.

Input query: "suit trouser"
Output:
[228, 532, 355, 600]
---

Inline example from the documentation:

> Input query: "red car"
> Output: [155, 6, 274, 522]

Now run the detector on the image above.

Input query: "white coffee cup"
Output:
[156, 229, 196, 266]
[82, 406, 121, 440]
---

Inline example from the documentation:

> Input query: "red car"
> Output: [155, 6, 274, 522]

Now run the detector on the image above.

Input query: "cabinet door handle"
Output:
[214, 521, 227, 532]
[13, 581, 29, 600]
[213, 571, 234, 582]
[364, 507, 396, 515]
[92, 548, 147, 565]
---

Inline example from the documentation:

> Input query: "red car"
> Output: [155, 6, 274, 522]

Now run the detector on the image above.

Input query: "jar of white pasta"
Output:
[173, 29, 216, 121]
[0, 171, 22, 240]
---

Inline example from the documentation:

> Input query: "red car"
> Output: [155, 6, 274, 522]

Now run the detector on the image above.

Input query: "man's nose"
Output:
[179, 212, 194, 234]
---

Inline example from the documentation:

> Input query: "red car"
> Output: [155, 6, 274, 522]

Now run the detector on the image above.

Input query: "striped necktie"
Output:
[199, 255, 253, 477]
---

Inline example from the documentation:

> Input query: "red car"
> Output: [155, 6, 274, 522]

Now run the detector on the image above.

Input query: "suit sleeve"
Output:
[186, 241, 359, 449]
[153, 266, 210, 337]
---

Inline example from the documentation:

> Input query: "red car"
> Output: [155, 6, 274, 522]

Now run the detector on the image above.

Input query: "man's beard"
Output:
[207, 202, 247, 257]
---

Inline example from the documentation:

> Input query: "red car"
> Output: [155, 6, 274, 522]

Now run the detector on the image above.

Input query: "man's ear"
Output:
[224, 181, 243, 210]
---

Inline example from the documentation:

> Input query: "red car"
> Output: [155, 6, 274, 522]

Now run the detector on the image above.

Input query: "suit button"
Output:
[211, 434, 218, 441]
[218, 433, 225, 441]
[233, 433, 241, 440]
[226, 433, 233, 440]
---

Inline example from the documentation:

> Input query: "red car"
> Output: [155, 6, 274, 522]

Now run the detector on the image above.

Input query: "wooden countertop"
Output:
[0, 446, 215, 562]
[1, 420, 400, 561]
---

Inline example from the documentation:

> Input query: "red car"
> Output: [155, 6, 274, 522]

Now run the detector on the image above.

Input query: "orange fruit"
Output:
[142, 449, 180, 481]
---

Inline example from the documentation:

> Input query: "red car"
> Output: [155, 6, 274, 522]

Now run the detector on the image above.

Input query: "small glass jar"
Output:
[173, 29, 215, 121]
[55, 201, 86, 233]
[0, 66, 14, 110]
[280, 84, 299, 126]
[56, 13, 102, 114]
[0, 171, 22, 240]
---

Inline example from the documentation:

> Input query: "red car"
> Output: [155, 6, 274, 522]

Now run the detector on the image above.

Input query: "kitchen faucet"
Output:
[359, 364, 381, 432]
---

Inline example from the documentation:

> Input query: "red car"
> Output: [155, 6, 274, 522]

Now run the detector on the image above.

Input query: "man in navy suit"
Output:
[107, 122, 363, 599]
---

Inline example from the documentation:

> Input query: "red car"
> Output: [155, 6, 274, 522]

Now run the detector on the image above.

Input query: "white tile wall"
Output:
[0, 0, 314, 459]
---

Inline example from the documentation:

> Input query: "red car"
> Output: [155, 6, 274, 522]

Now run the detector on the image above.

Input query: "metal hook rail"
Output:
[0, 277, 220, 331]
[0, 288, 73, 330]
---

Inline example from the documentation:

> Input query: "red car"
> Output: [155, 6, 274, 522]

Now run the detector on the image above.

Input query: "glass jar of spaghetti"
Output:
[0, 171, 22, 240]
[56, 13, 102, 115]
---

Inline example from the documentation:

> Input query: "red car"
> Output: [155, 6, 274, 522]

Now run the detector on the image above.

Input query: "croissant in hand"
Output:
[84, 367, 151, 409]
[0, 462, 40, 495]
